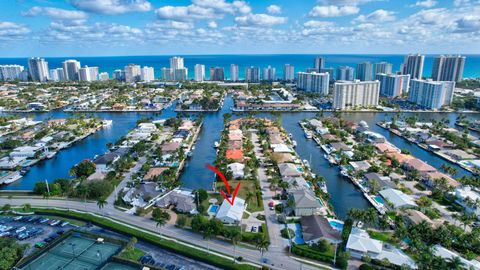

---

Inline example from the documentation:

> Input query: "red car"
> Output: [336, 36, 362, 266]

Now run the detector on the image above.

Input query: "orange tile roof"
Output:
[226, 149, 244, 161]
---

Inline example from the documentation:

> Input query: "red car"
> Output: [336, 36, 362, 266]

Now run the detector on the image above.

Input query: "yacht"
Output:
[323, 154, 329, 160]
[288, 133, 293, 138]
[305, 131, 313, 139]
[303, 159, 310, 168]
[102, 120, 113, 127]
[292, 140, 297, 148]
[340, 170, 349, 178]
[3, 172, 22, 184]
[214, 141, 219, 148]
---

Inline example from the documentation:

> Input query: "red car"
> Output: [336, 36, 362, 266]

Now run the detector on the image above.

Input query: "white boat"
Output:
[323, 154, 329, 160]
[292, 140, 297, 147]
[46, 151, 57, 159]
[305, 131, 313, 139]
[289, 133, 293, 138]
[3, 172, 22, 184]
[214, 141, 219, 148]
[340, 170, 349, 178]
[102, 120, 113, 127]
[303, 159, 310, 168]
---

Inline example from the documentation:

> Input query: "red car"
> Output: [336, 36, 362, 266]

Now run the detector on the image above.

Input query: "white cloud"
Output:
[155, 5, 219, 21]
[208, 21, 218, 28]
[191, 0, 251, 14]
[303, 20, 335, 28]
[0, 21, 30, 40]
[410, 0, 437, 8]
[22, 7, 88, 20]
[353, 9, 395, 23]
[453, 15, 480, 32]
[318, 0, 380, 5]
[309, 5, 359, 17]
[266, 5, 282, 14]
[44, 21, 143, 42]
[235, 13, 287, 27]
[71, 0, 151, 15]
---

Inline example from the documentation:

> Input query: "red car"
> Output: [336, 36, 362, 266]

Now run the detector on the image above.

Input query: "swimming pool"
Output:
[293, 223, 305, 244]
[208, 204, 219, 214]
[327, 219, 344, 231]
[374, 196, 385, 205]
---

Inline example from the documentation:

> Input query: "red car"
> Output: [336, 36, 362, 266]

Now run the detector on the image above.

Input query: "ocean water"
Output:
[0, 54, 478, 80]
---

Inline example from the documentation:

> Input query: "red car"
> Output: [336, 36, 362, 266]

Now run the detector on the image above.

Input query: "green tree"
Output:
[255, 235, 270, 259]
[70, 160, 96, 178]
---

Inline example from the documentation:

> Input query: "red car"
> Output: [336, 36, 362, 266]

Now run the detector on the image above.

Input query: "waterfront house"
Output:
[315, 127, 330, 135]
[172, 130, 190, 140]
[94, 147, 129, 173]
[271, 153, 294, 164]
[433, 245, 480, 270]
[0, 156, 26, 170]
[278, 163, 302, 178]
[364, 173, 396, 190]
[374, 143, 400, 154]
[123, 182, 160, 207]
[330, 142, 351, 152]
[271, 143, 292, 153]
[269, 134, 284, 144]
[300, 215, 342, 245]
[422, 171, 460, 189]
[226, 149, 244, 162]
[308, 119, 323, 128]
[86, 171, 106, 181]
[346, 228, 383, 259]
[47, 119, 67, 127]
[10, 145, 45, 158]
[386, 152, 414, 164]
[156, 189, 197, 214]
[228, 133, 243, 142]
[321, 134, 339, 142]
[403, 209, 438, 228]
[227, 162, 245, 179]
[284, 176, 308, 191]
[364, 131, 386, 144]
[179, 120, 194, 131]
[291, 189, 323, 216]
[216, 197, 246, 224]
[441, 149, 478, 161]
[379, 188, 417, 209]
[403, 158, 436, 173]
[455, 186, 480, 216]
[227, 140, 242, 150]
[21, 131, 35, 140]
[349, 161, 371, 172]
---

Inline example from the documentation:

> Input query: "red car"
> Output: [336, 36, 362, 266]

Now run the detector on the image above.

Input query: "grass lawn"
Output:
[367, 230, 397, 244]
[119, 247, 145, 261]
[216, 180, 263, 212]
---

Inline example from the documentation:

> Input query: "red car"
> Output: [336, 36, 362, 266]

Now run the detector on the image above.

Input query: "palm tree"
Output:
[96, 198, 107, 215]
[155, 216, 168, 237]
[22, 203, 31, 212]
[255, 235, 270, 260]
[447, 256, 465, 270]
[226, 230, 241, 262]
[459, 213, 475, 230]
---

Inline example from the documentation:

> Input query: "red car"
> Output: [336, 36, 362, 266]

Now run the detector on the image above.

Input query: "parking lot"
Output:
[0, 215, 73, 256]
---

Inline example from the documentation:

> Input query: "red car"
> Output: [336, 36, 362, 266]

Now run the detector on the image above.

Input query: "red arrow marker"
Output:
[207, 164, 241, 206]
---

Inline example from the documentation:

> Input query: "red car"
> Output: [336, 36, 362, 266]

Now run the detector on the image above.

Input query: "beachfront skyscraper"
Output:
[141, 66, 154, 82]
[375, 73, 410, 97]
[283, 64, 294, 81]
[113, 69, 125, 81]
[402, 54, 424, 79]
[262, 66, 276, 81]
[408, 79, 455, 110]
[296, 72, 329, 95]
[432, 55, 465, 82]
[170, 57, 184, 70]
[336, 66, 354, 81]
[28, 57, 49, 82]
[194, 64, 205, 82]
[79, 66, 99, 82]
[62, 59, 80, 81]
[245, 66, 260, 83]
[0, 65, 24, 81]
[209, 67, 225, 81]
[230, 64, 239, 81]
[333, 80, 380, 110]
[314, 56, 325, 71]
[356, 62, 373, 81]
[161, 68, 173, 81]
[373, 62, 393, 75]
[169, 56, 187, 81]
[49, 68, 64, 82]
[124, 64, 141, 82]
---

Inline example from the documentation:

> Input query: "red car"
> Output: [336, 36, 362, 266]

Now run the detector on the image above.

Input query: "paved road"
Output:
[1, 197, 329, 270]
[107, 156, 147, 206]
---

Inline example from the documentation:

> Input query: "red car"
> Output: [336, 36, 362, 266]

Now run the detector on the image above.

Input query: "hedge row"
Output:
[32, 208, 258, 270]
[291, 244, 334, 264]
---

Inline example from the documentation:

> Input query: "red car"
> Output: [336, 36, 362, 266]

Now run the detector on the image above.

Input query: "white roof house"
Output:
[0, 156, 27, 170]
[455, 186, 480, 216]
[346, 228, 383, 258]
[216, 197, 245, 224]
[271, 144, 292, 153]
[379, 188, 417, 209]
[10, 145, 44, 158]
[433, 245, 480, 270]
[227, 162, 245, 179]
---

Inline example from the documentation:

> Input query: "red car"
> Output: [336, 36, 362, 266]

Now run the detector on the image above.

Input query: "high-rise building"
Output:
[283, 64, 294, 81]
[141, 66, 155, 82]
[408, 79, 455, 110]
[375, 73, 410, 97]
[161, 68, 173, 81]
[319, 67, 334, 83]
[0, 65, 24, 81]
[62, 59, 81, 81]
[245, 66, 260, 83]
[296, 72, 330, 95]
[28, 57, 49, 82]
[373, 62, 393, 75]
[113, 69, 125, 81]
[336, 66, 354, 81]
[170, 57, 184, 70]
[333, 80, 380, 110]
[230, 64, 239, 81]
[194, 64, 205, 82]
[432, 55, 466, 82]
[124, 64, 141, 82]
[402, 54, 424, 79]
[79, 66, 99, 82]
[262, 66, 276, 81]
[210, 67, 225, 81]
[314, 56, 325, 71]
[99, 72, 109, 81]
[49, 68, 64, 82]
[356, 62, 373, 81]
[89, 67, 99, 81]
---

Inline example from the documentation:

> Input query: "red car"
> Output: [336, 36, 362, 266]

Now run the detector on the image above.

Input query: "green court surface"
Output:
[21, 234, 122, 270]
[100, 262, 139, 270]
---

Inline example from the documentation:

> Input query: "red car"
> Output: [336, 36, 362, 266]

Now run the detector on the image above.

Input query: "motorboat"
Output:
[303, 159, 310, 168]
[3, 172, 22, 184]
[292, 140, 297, 147]
[214, 141, 219, 148]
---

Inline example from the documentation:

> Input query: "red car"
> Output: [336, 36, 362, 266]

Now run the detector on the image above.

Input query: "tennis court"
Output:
[100, 262, 139, 270]
[21, 234, 122, 270]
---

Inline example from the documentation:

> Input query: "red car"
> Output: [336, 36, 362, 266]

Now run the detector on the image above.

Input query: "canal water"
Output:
[2, 97, 480, 218]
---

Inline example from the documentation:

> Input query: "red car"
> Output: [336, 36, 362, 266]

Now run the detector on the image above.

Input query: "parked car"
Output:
[15, 226, 26, 234]
[39, 218, 49, 224]
[35, 242, 45, 248]
[60, 221, 69, 227]
[13, 216, 23, 221]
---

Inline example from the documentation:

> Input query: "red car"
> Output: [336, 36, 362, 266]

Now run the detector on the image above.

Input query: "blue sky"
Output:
[0, 0, 479, 57]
